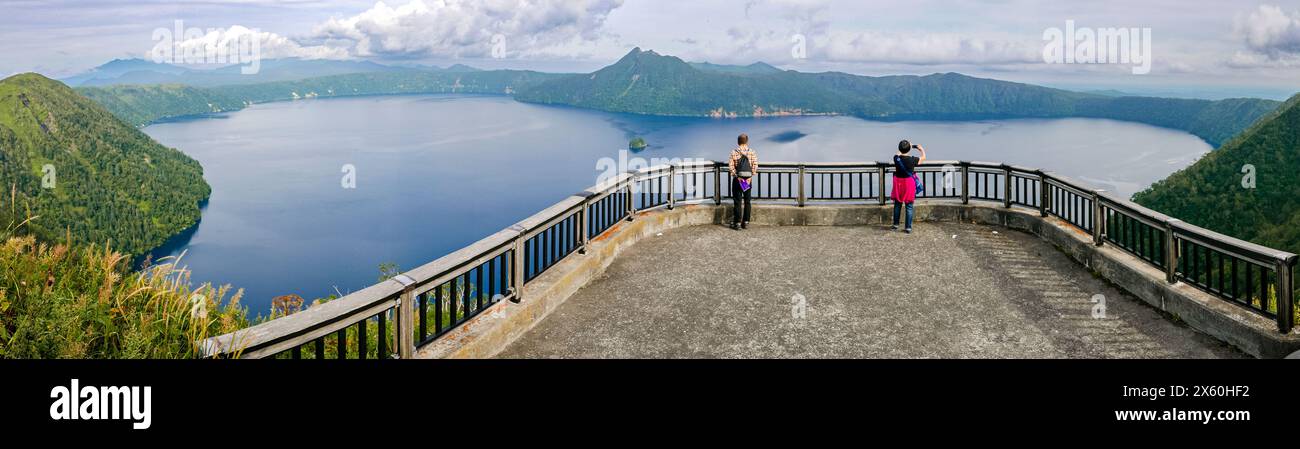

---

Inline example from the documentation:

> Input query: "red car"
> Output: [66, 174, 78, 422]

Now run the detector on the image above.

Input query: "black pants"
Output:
[732, 178, 752, 224]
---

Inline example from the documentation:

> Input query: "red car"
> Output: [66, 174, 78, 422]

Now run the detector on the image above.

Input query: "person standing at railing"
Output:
[892, 140, 926, 234]
[728, 133, 759, 230]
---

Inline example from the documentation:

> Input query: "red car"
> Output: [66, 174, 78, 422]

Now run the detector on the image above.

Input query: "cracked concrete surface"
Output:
[497, 222, 1245, 359]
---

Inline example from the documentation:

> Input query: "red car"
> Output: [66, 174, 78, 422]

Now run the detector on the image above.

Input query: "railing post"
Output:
[877, 163, 886, 206]
[1164, 220, 1180, 284]
[797, 164, 806, 207]
[960, 162, 970, 205]
[578, 195, 590, 255]
[510, 227, 526, 303]
[625, 173, 635, 222]
[1036, 170, 1048, 217]
[667, 164, 676, 210]
[392, 275, 416, 359]
[1276, 259, 1294, 334]
[1091, 190, 1104, 246]
[1002, 164, 1012, 208]
[713, 163, 722, 205]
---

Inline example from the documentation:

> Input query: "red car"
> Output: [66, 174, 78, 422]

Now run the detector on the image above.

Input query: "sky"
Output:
[3, 0, 1300, 99]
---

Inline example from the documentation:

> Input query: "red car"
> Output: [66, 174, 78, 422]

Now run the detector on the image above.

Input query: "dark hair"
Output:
[898, 140, 911, 154]
[738, 133, 749, 145]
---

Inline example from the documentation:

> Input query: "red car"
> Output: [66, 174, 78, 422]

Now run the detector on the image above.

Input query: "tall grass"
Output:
[0, 234, 249, 358]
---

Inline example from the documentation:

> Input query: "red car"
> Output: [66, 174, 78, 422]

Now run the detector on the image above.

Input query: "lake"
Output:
[143, 94, 1212, 315]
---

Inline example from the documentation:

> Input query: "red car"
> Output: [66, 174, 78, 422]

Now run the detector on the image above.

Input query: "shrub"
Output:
[0, 235, 249, 358]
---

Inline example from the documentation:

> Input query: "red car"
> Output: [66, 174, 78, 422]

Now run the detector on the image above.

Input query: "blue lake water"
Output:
[143, 94, 1212, 315]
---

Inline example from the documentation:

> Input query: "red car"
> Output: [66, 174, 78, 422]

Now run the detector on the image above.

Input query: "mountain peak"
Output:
[2, 72, 68, 89]
[689, 60, 783, 75]
[618, 47, 667, 61]
[606, 47, 690, 74]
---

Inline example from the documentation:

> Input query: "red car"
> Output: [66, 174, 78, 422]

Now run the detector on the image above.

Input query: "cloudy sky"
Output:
[4, 0, 1300, 98]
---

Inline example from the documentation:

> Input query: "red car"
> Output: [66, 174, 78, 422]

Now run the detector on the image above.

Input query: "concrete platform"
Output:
[497, 222, 1245, 358]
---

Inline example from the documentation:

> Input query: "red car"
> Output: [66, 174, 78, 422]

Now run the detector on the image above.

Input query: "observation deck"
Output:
[205, 161, 1300, 359]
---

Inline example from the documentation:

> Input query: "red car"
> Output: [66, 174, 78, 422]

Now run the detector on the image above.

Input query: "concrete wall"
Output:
[417, 201, 1300, 359]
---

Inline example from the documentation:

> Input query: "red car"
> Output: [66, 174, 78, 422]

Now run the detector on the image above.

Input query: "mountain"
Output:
[207, 69, 563, 103]
[395, 63, 482, 72]
[0, 73, 209, 255]
[442, 64, 482, 72]
[76, 84, 245, 127]
[1134, 93, 1300, 256]
[68, 49, 1280, 148]
[513, 48, 1280, 147]
[59, 58, 190, 87]
[64, 58, 415, 88]
[513, 48, 880, 118]
[78, 69, 567, 126]
[190, 58, 408, 85]
[689, 61, 783, 76]
[1084, 89, 1138, 97]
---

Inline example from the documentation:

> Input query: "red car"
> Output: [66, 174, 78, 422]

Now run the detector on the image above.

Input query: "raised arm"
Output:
[916, 144, 927, 163]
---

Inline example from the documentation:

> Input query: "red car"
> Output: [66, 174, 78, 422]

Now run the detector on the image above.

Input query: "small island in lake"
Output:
[629, 137, 647, 151]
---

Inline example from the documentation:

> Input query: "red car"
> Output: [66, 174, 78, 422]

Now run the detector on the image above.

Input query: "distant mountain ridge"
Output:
[66, 48, 1284, 148]
[76, 69, 566, 126]
[514, 48, 1282, 147]
[689, 61, 783, 76]
[61, 58, 484, 88]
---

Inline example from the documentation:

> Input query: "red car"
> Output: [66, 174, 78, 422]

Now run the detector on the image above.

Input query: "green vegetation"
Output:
[514, 48, 1279, 147]
[1134, 93, 1300, 322]
[516, 49, 869, 120]
[0, 73, 240, 359]
[0, 228, 248, 358]
[1135, 93, 1300, 254]
[76, 84, 244, 127]
[629, 136, 647, 150]
[0, 73, 210, 256]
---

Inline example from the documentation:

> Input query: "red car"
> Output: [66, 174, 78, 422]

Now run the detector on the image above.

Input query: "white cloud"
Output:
[820, 31, 1040, 66]
[151, 0, 625, 63]
[679, 0, 1036, 66]
[1227, 50, 1300, 69]
[306, 0, 625, 59]
[155, 25, 351, 62]
[1230, 4, 1300, 66]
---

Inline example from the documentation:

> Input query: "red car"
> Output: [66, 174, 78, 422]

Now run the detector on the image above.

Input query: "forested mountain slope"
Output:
[1134, 93, 1300, 255]
[0, 73, 209, 255]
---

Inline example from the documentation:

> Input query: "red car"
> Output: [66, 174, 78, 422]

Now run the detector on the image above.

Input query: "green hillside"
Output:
[0, 73, 209, 255]
[211, 69, 563, 103]
[513, 49, 877, 117]
[76, 83, 245, 126]
[513, 48, 1279, 147]
[1134, 93, 1300, 255]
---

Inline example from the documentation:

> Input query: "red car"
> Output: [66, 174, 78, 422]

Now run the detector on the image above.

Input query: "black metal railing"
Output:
[416, 249, 513, 346]
[205, 160, 1298, 358]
